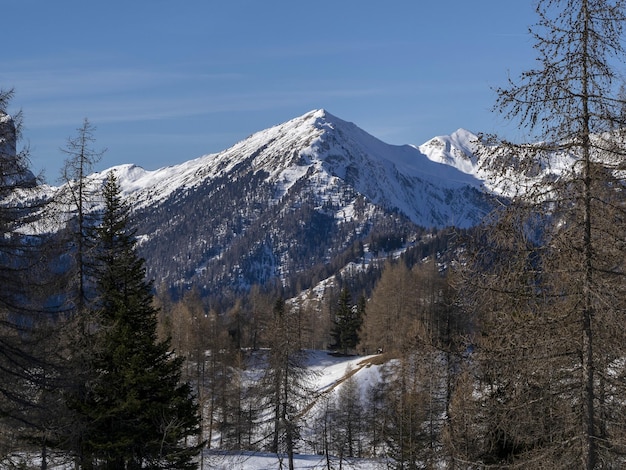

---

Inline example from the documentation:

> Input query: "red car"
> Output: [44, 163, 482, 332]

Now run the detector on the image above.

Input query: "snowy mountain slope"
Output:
[98, 110, 490, 228]
[36, 110, 496, 299]
[418, 128, 481, 176]
[418, 127, 588, 197]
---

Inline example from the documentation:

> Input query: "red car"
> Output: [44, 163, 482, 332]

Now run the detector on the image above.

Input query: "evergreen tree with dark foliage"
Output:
[330, 287, 363, 355]
[77, 172, 201, 469]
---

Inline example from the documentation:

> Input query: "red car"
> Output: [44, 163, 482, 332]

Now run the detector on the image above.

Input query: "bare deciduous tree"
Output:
[260, 298, 315, 470]
[454, 1, 626, 467]
[58, 118, 106, 310]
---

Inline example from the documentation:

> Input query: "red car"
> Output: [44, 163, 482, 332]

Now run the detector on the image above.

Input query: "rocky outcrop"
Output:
[0, 112, 36, 188]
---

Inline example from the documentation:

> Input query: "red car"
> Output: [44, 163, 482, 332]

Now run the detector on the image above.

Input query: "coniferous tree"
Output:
[0, 89, 41, 316]
[359, 258, 463, 467]
[332, 373, 364, 460]
[360, 261, 416, 355]
[363, 374, 387, 458]
[383, 358, 428, 470]
[75, 172, 201, 469]
[55, 119, 107, 466]
[330, 287, 363, 355]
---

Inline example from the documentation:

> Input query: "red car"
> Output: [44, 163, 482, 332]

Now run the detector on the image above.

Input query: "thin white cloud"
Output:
[3, 63, 242, 100]
[10, 67, 395, 130]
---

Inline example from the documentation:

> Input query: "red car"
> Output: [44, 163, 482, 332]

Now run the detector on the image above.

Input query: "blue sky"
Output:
[3, 1, 537, 181]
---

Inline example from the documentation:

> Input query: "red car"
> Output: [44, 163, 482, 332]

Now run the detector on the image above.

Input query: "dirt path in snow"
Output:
[299, 353, 389, 418]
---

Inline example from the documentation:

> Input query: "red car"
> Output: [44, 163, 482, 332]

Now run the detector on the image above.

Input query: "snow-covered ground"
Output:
[10, 451, 389, 470]
[202, 450, 386, 469]
[204, 350, 389, 469]
[304, 350, 382, 395]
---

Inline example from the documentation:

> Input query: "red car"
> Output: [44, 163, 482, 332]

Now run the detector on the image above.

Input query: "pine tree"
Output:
[330, 287, 363, 355]
[77, 171, 201, 469]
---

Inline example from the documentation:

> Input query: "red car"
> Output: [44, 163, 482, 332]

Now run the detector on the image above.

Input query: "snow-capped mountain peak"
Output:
[92, 110, 488, 229]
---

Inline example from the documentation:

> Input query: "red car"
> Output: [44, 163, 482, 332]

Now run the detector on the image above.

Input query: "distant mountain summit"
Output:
[418, 128, 482, 176]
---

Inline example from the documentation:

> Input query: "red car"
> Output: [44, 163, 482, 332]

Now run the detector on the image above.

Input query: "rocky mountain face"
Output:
[0, 112, 36, 188]
[44, 110, 498, 301]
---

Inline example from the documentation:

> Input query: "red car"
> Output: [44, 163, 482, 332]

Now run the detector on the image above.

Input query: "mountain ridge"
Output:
[38, 109, 495, 300]
[98, 109, 489, 228]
